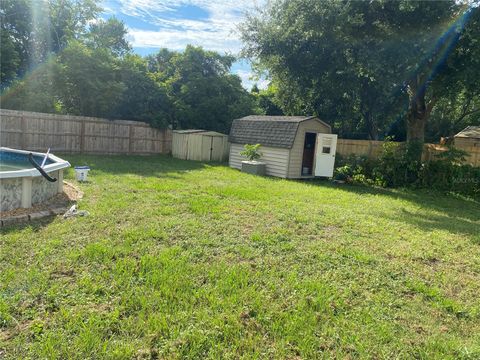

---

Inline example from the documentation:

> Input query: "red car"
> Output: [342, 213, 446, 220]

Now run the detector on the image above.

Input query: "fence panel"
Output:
[336, 139, 384, 158]
[336, 138, 479, 167]
[0, 109, 171, 155]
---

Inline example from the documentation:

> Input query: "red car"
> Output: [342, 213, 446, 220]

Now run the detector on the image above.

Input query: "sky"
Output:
[102, 0, 268, 90]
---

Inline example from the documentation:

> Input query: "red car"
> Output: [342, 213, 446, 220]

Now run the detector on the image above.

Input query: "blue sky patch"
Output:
[105, 12, 159, 31]
[102, 0, 267, 89]
[165, 4, 210, 21]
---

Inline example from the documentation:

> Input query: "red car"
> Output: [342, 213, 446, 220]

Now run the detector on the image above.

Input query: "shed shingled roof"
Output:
[229, 115, 328, 149]
[173, 129, 227, 137]
[455, 126, 480, 139]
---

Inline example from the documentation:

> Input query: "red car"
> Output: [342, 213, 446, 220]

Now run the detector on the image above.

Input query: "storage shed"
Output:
[229, 115, 336, 178]
[454, 126, 480, 148]
[172, 130, 229, 162]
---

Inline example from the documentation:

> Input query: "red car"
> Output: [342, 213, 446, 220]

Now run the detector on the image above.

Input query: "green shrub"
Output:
[351, 173, 376, 186]
[372, 139, 423, 187]
[334, 142, 479, 199]
[334, 155, 377, 181]
[434, 146, 469, 165]
[419, 162, 479, 197]
[333, 165, 353, 182]
[418, 147, 479, 197]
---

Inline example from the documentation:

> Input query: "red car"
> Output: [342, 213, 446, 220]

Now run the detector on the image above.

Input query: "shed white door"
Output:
[314, 134, 337, 177]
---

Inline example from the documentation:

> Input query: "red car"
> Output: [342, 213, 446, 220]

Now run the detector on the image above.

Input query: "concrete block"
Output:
[241, 161, 266, 176]
[29, 211, 52, 221]
[1, 214, 29, 226]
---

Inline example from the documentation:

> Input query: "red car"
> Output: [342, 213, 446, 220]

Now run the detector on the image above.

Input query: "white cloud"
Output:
[108, 0, 264, 54]
[128, 28, 242, 53]
[234, 69, 269, 90]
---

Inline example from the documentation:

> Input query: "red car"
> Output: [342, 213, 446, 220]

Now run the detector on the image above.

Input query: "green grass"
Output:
[1, 155, 479, 359]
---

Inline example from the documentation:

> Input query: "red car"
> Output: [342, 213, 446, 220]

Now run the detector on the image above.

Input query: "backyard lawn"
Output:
[1, 155, 479, 359]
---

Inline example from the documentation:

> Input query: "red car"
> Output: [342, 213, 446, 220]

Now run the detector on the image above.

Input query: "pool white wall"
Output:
[1, 147, 69, 212]
[0, 170, 64, 211]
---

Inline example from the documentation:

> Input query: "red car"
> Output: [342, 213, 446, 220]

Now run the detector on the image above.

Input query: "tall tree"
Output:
[55, 41, 125, 117]
[1, 0, 33, 87]
[396, 2, 470, 145]
[112, 54, 173, 127]
[241, 0, 478, 145]
[427, 5, 480, 140]
[151, 46, 256, 132]
[252, 84, 284, 115]
[0, 0, 100, 87]
[86, 17, 131, 57]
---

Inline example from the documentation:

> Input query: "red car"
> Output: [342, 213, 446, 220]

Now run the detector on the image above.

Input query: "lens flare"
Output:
[387, 7, 474, 137]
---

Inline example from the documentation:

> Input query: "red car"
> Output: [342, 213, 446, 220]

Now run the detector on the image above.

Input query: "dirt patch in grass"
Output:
[0, 320, 34, 342]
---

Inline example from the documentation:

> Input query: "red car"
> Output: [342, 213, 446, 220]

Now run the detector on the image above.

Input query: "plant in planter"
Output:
[240, 144, 266, 175]
[240, 144, 262, 161]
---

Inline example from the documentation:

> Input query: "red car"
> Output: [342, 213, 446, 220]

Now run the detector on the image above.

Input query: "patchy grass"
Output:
[1, 155, 479, 359]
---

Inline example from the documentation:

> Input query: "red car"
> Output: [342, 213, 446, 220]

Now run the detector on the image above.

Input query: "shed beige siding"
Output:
[172, 132, 190, 159]
[172, 130, 229, 162]
[229, 143, 290, 178]
[287, 119, 331, 178]
[454, 137, 480, 149]
[210, 135, 230, 161]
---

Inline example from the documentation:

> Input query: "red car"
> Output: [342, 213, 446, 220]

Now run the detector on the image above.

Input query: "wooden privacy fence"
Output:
[336, 139, 384, 159]
[336, 138, 480, 167]
[0, 109, 172, 154]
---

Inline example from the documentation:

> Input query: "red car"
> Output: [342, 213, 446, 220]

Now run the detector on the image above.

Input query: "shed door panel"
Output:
[201, 136, 212, 161]
[314, 134, 337, 177]
[187, 134, 202, 161]
[211, 136, 224, 161]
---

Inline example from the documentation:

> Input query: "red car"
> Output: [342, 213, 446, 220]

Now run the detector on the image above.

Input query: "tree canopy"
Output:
[0, 1, 256, 132]
[1, 0, 478, 139]
[241, 0, 480, 142]
[148, 46, 256, 132]
[0, 0, 100, 87]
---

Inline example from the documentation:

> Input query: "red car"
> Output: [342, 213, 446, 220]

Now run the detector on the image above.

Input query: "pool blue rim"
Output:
[0, 147, 70, 179]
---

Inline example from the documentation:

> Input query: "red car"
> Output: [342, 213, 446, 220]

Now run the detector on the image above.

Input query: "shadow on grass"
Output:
[392, 208, 479, 241]
[61, 154, 225, 178]
[0, 215, 57, 235]
[298, 179, 480, 239]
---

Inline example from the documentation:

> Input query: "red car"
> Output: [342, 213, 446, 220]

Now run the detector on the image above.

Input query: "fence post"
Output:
[128, 125, 134, 154]
[160, 130, 165, 154]
[21, 115, 27, 149]
[79, 120, 85, 153]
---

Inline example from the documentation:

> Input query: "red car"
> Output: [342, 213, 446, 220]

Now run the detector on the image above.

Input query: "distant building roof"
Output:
[455, 126, 480, 139]
[229, 115, 330, 149]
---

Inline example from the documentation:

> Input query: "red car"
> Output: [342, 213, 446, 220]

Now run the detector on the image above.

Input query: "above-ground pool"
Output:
[0, 147, 70, 212]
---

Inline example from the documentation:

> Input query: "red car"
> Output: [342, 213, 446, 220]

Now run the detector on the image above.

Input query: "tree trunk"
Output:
[366, 112, 379, 140]
[406, 77, 428, 144]
[406, 110, 426, 144]
[405, 74, 437, 165]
